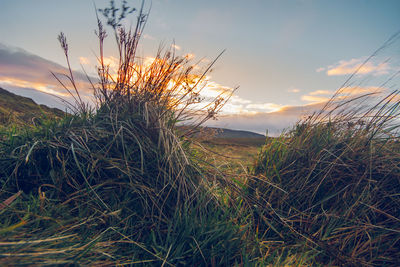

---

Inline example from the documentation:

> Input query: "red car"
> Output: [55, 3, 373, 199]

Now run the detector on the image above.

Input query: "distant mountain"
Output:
[0, 87, 64, 125]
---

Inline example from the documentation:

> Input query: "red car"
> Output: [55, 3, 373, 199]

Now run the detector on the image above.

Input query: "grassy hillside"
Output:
[0, 87, 64, 125]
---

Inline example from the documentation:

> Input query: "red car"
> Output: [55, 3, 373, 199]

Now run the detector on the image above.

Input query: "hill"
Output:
[201, 127, 266, 146]
[0, 87, 64, 125]
[207, 127, 265, 139]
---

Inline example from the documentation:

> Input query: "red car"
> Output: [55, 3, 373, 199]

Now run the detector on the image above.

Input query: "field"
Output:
[198, 137, 264, 173]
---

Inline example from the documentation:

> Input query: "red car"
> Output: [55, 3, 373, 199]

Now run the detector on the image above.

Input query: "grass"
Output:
[0, 1, 250, 265]
[1, 0, 400, 265]
[248, 89, 400, 265]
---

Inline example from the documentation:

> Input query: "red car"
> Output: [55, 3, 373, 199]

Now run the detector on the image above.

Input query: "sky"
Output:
[0, 0, 400, 135]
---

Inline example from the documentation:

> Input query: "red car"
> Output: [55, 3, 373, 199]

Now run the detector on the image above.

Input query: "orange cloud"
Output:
[79, 57, 90, 65]
[324, 57, 390, 76]
[309, 90, 333, 95]
[0, 77, 70, 97]
[102, 56, 120, 72]
[301, 89, 333, 103]
[0, 43, 97, 108]
[301, 95, 331, 103]
[302, 86, 387, 104]
[339, 86, 384, 96]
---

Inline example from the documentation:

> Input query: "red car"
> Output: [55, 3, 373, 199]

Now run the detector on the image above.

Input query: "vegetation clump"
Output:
[0, 1, 247, 265]
[250, 89, 400, 265]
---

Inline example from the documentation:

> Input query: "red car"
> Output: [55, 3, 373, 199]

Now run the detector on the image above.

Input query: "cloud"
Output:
[0, 43, 96, 107]
[102, 56, 120, 71]
[205, 102, 325, 136]
[0, 78, 70, 97]
[309, 90, 332, 95]
[301, 89, 333, 103]
[339, 86, 384, 96]
[288, 88, 300, 93]
[79, 57, 90, 65]
[321, 57, 390, 76]
[171, 44, 181, 50]
[246, 103, 283, 112]
[301, 95, 331, 103]
[301, 86, 386, 104]
[198, 77, 285, 114]
[143, 34, 155, 40]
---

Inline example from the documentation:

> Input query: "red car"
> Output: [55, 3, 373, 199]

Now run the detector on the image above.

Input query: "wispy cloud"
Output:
[320, 57, 390, 76]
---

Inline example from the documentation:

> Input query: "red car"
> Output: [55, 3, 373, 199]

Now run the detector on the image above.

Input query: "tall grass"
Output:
[249, 34, 400, 265]
[0, 1, 248, 265]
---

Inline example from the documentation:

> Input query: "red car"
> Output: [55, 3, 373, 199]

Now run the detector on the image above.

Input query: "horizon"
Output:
[1, 0, 400, 135]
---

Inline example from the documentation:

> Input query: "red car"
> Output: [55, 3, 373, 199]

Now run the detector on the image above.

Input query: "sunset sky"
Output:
[1, 0, 399, 134]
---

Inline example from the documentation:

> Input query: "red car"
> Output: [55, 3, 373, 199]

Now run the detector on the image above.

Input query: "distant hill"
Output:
[207, 127, 265, 139]
[201, 127, 266, 146]
[0, 87, 64, 125]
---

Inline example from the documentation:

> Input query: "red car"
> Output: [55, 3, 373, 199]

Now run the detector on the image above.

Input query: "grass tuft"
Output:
[249, 88, 400, 265]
